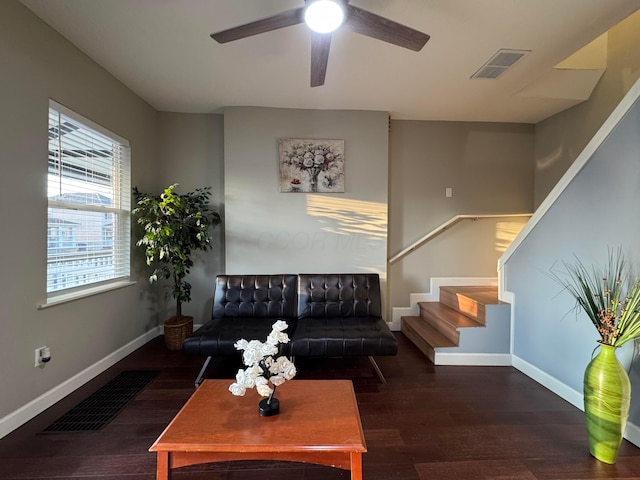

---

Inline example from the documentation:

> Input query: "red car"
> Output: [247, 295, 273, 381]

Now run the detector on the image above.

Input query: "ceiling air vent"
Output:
[471, 49, 530, 79]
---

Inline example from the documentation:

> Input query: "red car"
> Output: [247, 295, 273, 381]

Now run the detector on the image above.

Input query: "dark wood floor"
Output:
[2, 333, 640, 479]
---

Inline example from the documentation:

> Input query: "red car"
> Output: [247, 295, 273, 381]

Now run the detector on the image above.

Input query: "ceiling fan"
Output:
[210, 0, 430, 87]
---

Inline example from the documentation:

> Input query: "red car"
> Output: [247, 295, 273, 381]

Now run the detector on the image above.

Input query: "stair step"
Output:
[418, 302, 484, 344]
[401, 316, 456, 363]
[402, 316, 457, 347]
[402, 284, 508, 365]
[439, 285, 502, 324]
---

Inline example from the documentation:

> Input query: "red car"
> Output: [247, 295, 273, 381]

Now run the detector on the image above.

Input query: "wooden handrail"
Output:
[387, 213, 532, 265]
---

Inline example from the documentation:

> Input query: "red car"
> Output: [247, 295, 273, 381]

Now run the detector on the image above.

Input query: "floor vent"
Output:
[471, 48, 530, 79]
[43, 370, 158, 433]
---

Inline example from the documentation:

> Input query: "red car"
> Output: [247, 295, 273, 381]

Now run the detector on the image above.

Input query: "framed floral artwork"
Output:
[278, 138, 344, 193]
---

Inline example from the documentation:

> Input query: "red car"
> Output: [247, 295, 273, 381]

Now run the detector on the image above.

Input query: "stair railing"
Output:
[388, 213, 532, 265]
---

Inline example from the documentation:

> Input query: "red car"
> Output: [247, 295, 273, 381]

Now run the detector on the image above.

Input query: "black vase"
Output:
[258, 397, 280, 416]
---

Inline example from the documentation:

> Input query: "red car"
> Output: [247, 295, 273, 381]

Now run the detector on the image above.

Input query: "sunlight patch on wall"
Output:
[306, 195, 387, 239]
[496, 220, 527, 253]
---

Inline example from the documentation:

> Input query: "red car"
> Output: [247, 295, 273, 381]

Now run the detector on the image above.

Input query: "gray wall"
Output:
[534, 9, 640, 208]
[223, 107, 389, 278]
[0, 0, 159, 421]
[505, 93, 640, 415]
[388, 121, 534, 308]
[511, 10, 640, 428]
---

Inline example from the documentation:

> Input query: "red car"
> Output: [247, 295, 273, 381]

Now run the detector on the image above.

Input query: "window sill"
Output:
[38, 280, 137, 309]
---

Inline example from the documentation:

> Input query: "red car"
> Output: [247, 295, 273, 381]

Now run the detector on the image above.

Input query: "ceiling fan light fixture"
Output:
[304, 0, 345, 34]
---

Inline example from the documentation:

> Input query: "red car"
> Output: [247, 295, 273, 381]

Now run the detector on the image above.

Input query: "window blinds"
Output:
[47, 101, 131, 296]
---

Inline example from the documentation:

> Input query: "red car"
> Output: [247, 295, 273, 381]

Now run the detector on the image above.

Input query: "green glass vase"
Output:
[583, 343, 631, 464]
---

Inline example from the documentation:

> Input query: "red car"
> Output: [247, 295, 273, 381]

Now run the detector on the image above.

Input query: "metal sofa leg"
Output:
[368, 356, 387, 384]
[195, 356, 213, 388]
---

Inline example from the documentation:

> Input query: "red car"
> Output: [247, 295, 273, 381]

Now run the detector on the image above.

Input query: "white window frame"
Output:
[43, 100, 132, 306]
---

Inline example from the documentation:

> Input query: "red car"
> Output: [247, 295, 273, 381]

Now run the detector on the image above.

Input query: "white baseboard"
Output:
[512, 354, 640, 447]
[0, 327, 161, 440]
[512, 354, 583, 410]
[391, 307, 412, 331]
[388, 321, 401, 332]
[624, 421, 640, 447]
[434, 352, 512, 366]
[414, 276, 497, 304]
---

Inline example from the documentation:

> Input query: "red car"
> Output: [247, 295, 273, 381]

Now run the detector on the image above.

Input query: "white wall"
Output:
[224, 107, 389, 279]
[0, 0, 159, 434]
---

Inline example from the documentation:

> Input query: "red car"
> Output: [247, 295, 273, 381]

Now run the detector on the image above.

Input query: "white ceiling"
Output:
[19, 0, 640, 123]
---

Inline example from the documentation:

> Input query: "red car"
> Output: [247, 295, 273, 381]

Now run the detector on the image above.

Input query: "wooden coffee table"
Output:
[149, 379, 367, 479]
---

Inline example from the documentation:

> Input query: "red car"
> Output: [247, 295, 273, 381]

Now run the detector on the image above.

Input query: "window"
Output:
[47, 101, 131, 301]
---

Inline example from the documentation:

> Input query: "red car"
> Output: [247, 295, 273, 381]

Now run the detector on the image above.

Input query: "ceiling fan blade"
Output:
[343, 5, 430, 52]
[310, 32, 332, 87]
[211, 7, 305, 43]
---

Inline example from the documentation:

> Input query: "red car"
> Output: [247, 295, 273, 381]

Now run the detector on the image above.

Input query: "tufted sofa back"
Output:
[211, 274, 298, 319]
[297, 273, 382, 319]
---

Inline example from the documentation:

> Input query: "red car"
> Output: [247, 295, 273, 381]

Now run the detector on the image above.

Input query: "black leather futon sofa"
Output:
[182, 273, 398, 387]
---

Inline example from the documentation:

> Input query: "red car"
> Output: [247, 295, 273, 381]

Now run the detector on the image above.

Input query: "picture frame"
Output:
[278, 138, 345, 193]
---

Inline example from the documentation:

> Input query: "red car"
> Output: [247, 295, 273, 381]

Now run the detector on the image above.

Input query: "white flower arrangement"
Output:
[229, 320, 297, 399]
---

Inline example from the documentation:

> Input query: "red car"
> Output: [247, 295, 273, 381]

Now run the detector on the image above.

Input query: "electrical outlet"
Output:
[35, 346, 51, 367]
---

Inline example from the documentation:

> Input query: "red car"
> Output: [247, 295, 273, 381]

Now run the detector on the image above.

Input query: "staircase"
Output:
[401, 285, 511, 365]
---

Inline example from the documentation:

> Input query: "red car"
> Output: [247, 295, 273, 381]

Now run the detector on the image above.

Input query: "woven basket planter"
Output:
[163, 315, 193, 351]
